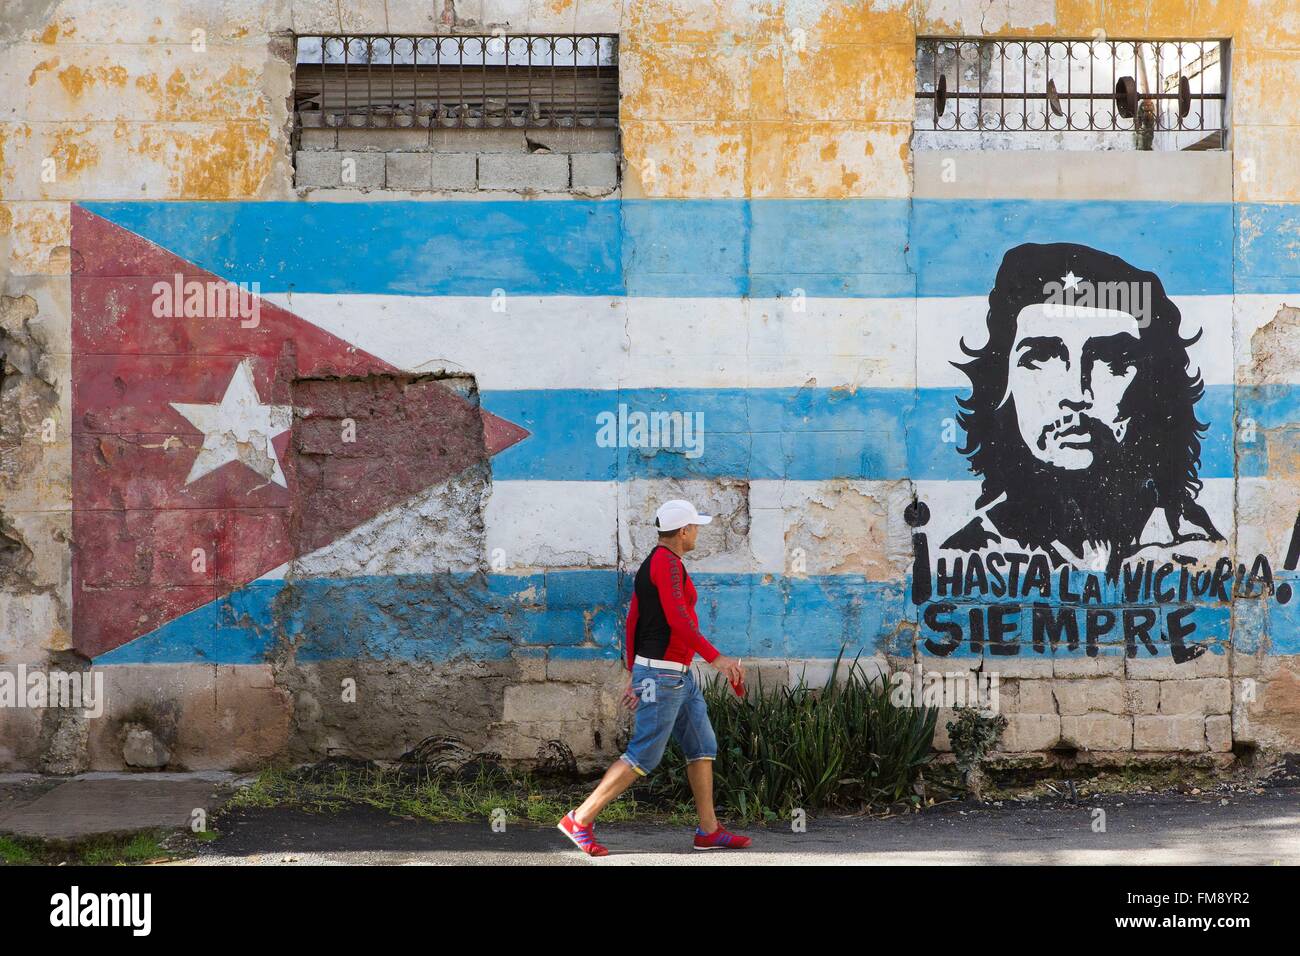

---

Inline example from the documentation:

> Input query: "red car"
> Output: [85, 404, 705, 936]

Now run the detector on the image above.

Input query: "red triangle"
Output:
[481, 408, 531, 456]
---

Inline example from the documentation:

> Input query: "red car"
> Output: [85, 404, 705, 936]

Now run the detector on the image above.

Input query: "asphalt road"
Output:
[191, 787, 1300, 866]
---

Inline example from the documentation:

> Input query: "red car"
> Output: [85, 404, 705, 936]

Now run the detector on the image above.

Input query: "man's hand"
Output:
[622, 679, 640, 711]
[711, 654, 745, 687]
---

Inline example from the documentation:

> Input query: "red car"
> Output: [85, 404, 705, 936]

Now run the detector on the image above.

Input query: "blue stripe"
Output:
[83, 200, 625, 297]
[484, 384, 1249, 481]
[747, 199, 914, 298]
[1236, 203, 1300, 293]
[80, 198, 1279, 299]
[910, 198, 1235, 297]
[94, 569, 1294, 665]
[1234, 384, 1300, 478]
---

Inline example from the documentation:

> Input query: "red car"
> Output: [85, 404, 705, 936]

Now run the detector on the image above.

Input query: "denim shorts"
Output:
[620, 662, 717, 776]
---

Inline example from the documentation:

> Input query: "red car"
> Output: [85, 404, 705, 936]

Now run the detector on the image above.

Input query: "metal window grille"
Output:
[294, 34, 619, 130]
[915, 38, 1228, 149]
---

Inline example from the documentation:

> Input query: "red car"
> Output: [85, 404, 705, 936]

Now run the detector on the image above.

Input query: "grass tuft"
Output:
[225, 762, 660, 826]
[0, 829, 174, 866]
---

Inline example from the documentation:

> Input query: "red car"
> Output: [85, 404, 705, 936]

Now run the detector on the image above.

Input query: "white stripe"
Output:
[260, 476, 1249, 580]
[268, 292, 1244, 390]
[485, 479, 619, 568]
[266, 293, 913, 389]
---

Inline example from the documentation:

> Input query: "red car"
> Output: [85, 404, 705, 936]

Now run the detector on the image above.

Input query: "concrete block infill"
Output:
[571, 152, 619, 192]
[478, 153, 570, 192]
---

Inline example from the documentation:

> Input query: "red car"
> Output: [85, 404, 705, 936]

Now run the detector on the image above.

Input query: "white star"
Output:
[170, 359, 292, 488]
[1061, 271, 1082, 291]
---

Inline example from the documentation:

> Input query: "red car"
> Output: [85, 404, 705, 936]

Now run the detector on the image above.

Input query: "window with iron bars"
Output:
[914, 38, 1228, 151]
[293, 34, 619, 131]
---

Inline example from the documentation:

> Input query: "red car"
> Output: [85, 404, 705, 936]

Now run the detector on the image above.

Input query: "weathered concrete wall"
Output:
[1, 1, 1299, 773]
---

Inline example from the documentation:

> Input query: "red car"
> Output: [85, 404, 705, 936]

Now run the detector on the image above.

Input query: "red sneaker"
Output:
[694, 824, 752, 850]
[557, 811, 609, 857]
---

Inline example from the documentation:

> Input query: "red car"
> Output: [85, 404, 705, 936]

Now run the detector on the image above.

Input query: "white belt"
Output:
[634, 655, 687, 672]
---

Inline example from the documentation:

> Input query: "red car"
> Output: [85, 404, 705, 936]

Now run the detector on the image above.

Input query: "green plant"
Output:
[946, 707, 1008, 796]
[0, 830, 174, 866]
[0, 836, 34, 865]
[643, 651, 937, 822]
[79, 831, 171, 866]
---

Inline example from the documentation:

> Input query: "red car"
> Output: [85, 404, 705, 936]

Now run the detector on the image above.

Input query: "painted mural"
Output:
[946, 242, 1222, 567]
[59, 197, 1300, 676]
[909, 241, 1298, 664]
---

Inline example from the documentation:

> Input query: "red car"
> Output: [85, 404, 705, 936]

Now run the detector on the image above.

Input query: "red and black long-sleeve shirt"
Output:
[624, 545, 720, 670]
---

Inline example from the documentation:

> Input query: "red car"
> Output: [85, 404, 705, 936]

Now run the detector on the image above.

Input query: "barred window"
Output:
[294, 34, 619, 131]
[914, 38, 1228, 151]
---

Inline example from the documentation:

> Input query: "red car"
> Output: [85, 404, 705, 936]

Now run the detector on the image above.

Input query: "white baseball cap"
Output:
[654, 499, 713, 532]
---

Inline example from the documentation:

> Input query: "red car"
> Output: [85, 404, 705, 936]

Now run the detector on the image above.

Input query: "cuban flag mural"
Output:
[71, 205, 531, 663]
[72, 195, 1300, 669]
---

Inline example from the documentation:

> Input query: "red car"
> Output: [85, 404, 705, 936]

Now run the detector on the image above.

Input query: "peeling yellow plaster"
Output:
[784, 42, 914, 123]
[37, 19, 76, 44]
[180, 123, 275, 199]
[627, 0, 760, 45]
[28, 58, 60, 86]
[748, 40, 786, 119]
[793, 0, 915, 47]
[620, 41, 752, 121]
[165, 68, 190, 103]
[131, 123, 277, 200]
[1049, 0, 1241, 37]
[135, 73, 161, 97]
[0, 203, 71, 276]
[621, 120, 748, 198]
[149, 65, 266, 123]
[49, 126, 100, 179]
[56, 64, 89, 98]
[1236, 0, 1300, 49]
[54, 63, 129, 100]
[749, 121, 911, 198]
[916, 0, 1259, 38]
[1233, 49, 1300, 127]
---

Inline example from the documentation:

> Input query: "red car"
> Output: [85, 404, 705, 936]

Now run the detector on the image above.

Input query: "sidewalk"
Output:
[2, 771, 1295, 865]
[0, 772, 235, 841]
[192, 787, 1300, 866]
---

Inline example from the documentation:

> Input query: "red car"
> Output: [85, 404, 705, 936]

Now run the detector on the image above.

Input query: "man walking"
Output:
[557, 500, 752, 856]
